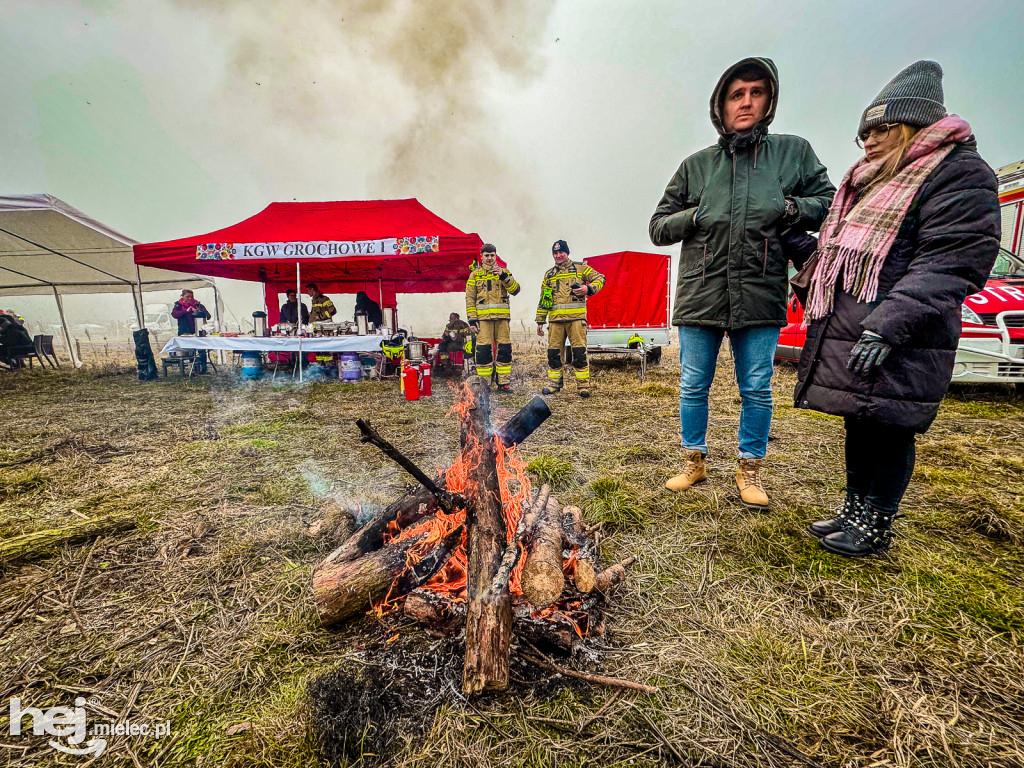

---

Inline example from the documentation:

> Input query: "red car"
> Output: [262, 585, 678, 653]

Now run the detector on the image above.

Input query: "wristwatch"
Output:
[784, 199, 799, 220]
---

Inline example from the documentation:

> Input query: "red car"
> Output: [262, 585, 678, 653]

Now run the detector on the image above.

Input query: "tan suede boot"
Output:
[736, 458, 769, 509]
[665, 449, 707, 492]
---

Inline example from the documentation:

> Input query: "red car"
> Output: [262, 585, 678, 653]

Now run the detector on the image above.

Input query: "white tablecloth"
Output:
[161, 336, 384, 355]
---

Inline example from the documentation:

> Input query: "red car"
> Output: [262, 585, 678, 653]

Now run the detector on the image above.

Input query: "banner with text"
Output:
[196, 236, 439, 261]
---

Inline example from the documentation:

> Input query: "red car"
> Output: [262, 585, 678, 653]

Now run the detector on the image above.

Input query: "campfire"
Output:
[311, 379, 636, 694]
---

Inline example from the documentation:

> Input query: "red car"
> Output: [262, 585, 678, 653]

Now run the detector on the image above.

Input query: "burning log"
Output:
[462, 378, 512, 695]
[356, 419, 468, 512]
[320, 486, 438, 566]
[591, 557, 636, 596]
[403, 588, 466, 635]
[320, 399, 551, 569]
[522, 495, 565, 609]
[488, 485, 552, 598]
[561, 506, 596, 593]
[313, 526, 464, 627]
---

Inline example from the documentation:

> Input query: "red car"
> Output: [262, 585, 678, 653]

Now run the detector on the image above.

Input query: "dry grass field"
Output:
[1, 338, 1022, 767]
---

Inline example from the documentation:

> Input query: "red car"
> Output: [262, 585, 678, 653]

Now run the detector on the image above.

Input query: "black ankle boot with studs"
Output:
[808, 494, 865, 539]
[820, 503, 896, 557]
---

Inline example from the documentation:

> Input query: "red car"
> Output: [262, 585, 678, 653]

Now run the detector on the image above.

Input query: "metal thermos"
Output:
[355, 310, 368, 336]
[252, 311, 269, 337]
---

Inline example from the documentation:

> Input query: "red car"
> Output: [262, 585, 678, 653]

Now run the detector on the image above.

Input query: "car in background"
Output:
[775, 247, 1024, 390]
[129, 303, 175, 334]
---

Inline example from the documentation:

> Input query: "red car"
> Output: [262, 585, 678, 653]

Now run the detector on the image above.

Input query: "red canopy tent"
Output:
[583, 251, 671, 330]
[132, 199, 483, 325]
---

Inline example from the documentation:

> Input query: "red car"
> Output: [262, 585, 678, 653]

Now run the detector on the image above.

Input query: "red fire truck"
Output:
[776, 158, 1024, 390]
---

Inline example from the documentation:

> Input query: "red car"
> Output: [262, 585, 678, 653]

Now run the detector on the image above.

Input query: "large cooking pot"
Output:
[405, 339, 427, 363]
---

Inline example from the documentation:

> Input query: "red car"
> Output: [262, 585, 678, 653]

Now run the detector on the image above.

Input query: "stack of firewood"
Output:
[311, 380, 636, 695]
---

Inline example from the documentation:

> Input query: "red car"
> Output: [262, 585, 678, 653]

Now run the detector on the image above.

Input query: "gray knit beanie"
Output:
[859, 60, 946, 134]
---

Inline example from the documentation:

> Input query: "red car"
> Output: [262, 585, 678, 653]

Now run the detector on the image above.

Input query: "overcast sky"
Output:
[3, 0, 1022, 331]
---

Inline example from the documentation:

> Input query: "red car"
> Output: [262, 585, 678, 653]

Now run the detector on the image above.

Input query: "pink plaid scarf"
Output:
[805, 114, 972, 320]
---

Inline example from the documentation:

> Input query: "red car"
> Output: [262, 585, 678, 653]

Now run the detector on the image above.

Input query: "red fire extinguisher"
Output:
[419, 362, 432, 396]
[402, 364, 420, 401]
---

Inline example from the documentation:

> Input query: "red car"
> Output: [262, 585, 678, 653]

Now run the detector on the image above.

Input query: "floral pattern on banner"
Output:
[393, 236, 439, 255]
[196, 243, 235, 260]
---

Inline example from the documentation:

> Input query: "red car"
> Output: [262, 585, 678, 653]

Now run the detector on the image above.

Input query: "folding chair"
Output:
[35, 335, 59, 368]
[13, 337, 45, 369]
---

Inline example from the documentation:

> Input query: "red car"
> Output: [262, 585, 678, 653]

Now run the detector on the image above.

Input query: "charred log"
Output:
[403, 588, 467, 635]
[462, 379, 512, 694]
[320, 486, 437, 567]
[488, 484, 552, 598]
[591, 557, 636, 596]
[356, 419, 468, 511]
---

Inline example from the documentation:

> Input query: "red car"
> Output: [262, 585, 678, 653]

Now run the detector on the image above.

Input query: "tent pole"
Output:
[212, 282, 224, 365]
[133, 264, 144, 326]
[52, 287, 80, 368]
[297, 263, 302, 384]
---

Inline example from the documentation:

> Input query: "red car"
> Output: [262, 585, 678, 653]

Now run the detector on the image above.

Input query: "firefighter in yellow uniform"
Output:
[465, 243, 520, 391]
[535, 239, 605, 398]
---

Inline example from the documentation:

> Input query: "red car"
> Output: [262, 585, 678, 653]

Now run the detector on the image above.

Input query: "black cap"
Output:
[552, 239, 570, 255]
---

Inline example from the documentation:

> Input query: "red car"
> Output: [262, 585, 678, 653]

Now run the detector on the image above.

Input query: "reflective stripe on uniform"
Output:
[495, 364, 512, 374]
[476, 303, 509, 310]
[552, 303, 584, 310]
[573, 368, 590, 380]
[548, 370, 563, 380]
[477, 364, 493, 376]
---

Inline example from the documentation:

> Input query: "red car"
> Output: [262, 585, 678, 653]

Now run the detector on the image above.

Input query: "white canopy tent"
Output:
[0, 194, 213, 365]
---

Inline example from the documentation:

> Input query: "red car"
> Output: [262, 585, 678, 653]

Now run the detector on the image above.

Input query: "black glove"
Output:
[847, 331, 891, 376]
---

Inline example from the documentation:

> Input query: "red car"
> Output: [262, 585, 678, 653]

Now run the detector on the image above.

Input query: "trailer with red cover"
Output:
[582, 251, 671, 378]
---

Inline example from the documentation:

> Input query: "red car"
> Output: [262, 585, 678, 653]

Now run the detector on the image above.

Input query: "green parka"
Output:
[650, 57, 835, 329]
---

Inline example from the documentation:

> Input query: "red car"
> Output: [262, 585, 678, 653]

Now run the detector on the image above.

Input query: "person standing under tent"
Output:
[465, 244, 520, 391]
[649, 56, 835, 508]
[791, 61, 1000, 556]
[306, 283, 337, 323]
[535, 239, 605, 398]
[354, 290, 383, 328]
[279, 289, 309, 325]
[171, 289, 211, 335]
[171, 289, 212, 373]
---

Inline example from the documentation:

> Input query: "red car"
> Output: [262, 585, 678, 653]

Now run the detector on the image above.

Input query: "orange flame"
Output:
[373, 386, 591, 635]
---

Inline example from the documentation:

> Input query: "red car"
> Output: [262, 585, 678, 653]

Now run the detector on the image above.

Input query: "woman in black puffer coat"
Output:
[791, 61, 1000, 557]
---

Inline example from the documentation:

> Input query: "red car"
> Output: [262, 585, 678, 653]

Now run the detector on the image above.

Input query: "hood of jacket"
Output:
[710, 57, 778, 150]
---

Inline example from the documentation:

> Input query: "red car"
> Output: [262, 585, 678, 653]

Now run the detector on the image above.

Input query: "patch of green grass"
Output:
[583, 477, 647, 528]
[249, 438, 279, 449]
[639, 381, 676, 398]
[0, 465, 49, 499]
[526, 454, 576, 490]
[903, 564, 1024, 637]
[258, 478, 313, 506]
[914, 465, 973, 488]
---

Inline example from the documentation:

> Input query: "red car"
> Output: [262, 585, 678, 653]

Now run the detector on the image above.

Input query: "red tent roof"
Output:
[583, 251, 671, 330]
[132, 199, 483, 295]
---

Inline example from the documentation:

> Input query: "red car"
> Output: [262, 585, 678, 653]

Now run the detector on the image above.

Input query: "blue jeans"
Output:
[678, 325, 780, 459]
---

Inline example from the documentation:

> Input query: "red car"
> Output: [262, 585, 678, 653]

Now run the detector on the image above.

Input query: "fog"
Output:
[3, 0, 1021, 337]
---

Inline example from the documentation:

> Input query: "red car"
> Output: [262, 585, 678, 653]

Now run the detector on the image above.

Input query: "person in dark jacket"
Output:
[792, 61, 1000, 557]
[354, 290, 384, 328]
[650, 57, 835, 508]
[171, 290, 211, 335]
[279, 289, 309, 325]
[0, 314, 34, 368]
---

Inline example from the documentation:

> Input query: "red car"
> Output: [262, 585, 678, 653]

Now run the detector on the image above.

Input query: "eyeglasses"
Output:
[855, 123, 898, 148]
